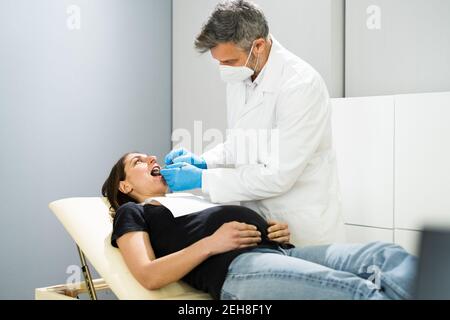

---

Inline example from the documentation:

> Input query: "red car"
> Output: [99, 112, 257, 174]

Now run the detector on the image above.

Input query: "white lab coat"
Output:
[201, 37, 346, 247]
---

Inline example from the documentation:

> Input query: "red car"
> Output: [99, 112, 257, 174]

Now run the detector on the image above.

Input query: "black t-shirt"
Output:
[111, 202, 294, 300]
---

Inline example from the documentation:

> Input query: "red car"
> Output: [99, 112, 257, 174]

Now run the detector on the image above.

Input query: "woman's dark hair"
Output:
[102, 152, 139, 217]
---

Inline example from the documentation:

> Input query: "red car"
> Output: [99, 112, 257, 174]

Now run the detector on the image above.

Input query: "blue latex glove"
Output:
[160, 162, 203, 192]
[164, 148, 207, 169]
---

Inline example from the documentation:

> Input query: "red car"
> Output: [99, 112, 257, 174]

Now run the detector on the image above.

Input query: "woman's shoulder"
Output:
[111, 202, 147, 248]
[115, 201, 144, 218]
[118, 201, 143, 210]
[115, 201, 163, 218]
[112, 202, 149, 232]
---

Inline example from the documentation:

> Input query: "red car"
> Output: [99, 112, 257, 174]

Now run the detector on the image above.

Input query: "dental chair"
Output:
[35, 197, 211, 300]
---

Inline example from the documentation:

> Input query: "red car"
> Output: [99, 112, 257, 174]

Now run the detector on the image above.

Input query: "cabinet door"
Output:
[395, 92, 450, 231]
[345, 225, 393, 244]
[332, 96, 394, 228]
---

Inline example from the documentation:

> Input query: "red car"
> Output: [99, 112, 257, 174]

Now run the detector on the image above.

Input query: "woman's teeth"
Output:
[150, 167, 161, 176]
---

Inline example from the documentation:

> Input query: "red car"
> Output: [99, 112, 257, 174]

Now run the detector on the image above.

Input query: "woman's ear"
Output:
[119, 181, 132, 194]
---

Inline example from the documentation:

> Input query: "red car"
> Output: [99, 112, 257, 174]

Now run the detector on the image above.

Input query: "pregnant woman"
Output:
[101, 152, 417, 300]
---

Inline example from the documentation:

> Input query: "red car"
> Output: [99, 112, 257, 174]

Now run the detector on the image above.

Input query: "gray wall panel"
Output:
[346, 0, 450, 97]
[0, 0, 171, 299]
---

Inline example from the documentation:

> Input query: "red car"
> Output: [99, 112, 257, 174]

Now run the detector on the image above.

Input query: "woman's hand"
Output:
[206, 221, 261, 255]
[267, 220, 291, 244]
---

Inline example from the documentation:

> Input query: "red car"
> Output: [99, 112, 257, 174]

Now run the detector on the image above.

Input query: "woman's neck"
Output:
[134, 191, 167, 204]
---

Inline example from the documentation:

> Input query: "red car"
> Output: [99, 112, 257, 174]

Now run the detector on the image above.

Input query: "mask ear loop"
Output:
[244, 41, 256, 67]
[244, 41, 261, 74]
[253, 52, 260, 73]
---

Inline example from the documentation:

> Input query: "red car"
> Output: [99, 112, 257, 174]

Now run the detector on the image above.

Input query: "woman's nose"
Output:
[146, 156, 157, 164]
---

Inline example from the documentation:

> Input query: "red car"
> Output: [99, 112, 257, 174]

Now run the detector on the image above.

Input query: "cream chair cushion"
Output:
[49, 197, 211, 300]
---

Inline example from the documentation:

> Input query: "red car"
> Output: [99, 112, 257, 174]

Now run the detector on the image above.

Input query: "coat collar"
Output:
[227, 36, 286, 122]
[257, 35, 285, 94]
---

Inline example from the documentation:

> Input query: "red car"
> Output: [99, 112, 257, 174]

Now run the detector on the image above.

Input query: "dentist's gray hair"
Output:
[195, 0, 269, 53]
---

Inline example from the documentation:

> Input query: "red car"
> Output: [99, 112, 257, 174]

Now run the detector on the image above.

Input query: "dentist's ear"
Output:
[119, 181, 133, 194]
[253, 38, 266, 55]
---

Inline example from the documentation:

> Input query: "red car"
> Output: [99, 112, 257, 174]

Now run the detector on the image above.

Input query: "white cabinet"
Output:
[332, 96, 394, 228]
[394, 229, 422, 256]
[345, 225, 393, 244]
[334, 92, 450, 251]
[395, 92, 450, 231]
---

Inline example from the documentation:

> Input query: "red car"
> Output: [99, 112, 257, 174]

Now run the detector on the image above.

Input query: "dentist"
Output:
[162, 0, 345, 246]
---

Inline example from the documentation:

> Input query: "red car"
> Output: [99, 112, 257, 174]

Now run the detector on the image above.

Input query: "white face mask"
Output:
[219, 42, 260, 84]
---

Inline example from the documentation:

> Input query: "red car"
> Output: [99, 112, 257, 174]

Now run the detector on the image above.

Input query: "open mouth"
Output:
[150, 166, 161, 176]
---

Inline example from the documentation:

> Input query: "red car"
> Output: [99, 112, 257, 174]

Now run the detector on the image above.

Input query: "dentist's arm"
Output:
[117, 222, 261, 290]
[202, 81, 330, 203]
[201, 137, 236, 169]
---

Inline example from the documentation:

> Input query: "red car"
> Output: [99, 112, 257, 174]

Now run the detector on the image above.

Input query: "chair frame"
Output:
[76, 245, 98, 300]
[35, 245, 109, 300]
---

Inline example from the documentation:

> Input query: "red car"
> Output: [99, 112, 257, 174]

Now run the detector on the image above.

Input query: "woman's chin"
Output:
[147, 175, 168, 193]
[156, 175, 169, 192]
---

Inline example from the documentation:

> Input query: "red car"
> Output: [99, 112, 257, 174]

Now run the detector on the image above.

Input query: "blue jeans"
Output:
[220, 242, 418, 300]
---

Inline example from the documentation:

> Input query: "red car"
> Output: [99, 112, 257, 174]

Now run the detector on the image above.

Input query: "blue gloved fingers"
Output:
[160, 169, 179, 180]
[160, 169, 174, 178]
[164, 162, 188, 169]
[160, 163, 187, 189]
[160, 169, 176, 191]
[172, 154, 193, 165]
[160, 162, 202, 191]
[160, 168, 176, 176]
[162, 177, 174, 188]
[172, 154, 207, 169]
[164, 148, 183, 165]
[161, 166, 178, 175]
[164, 148, 188, 165]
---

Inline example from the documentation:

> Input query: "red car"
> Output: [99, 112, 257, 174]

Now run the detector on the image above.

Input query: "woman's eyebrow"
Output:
[129, 156, 140, 166]
[129, 154, 148, 166]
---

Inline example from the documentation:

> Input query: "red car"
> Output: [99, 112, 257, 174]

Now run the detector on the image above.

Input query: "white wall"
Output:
[173, 0, 344, 151]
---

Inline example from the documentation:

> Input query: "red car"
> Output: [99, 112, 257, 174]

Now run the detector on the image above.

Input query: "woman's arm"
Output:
[117, 221, 261, 290]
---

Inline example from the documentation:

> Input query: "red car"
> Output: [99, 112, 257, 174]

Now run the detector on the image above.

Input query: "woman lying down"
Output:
[101, 152, 417, 300]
